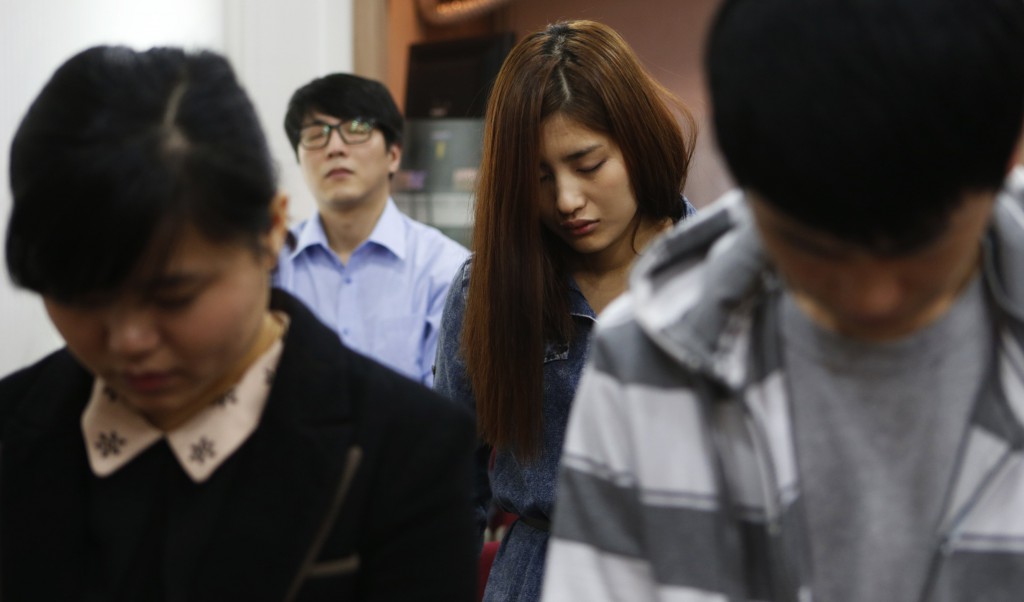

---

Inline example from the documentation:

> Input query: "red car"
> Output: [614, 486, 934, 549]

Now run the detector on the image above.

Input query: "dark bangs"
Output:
[7, 46, 277, 302]
[7, 122, 180, 302]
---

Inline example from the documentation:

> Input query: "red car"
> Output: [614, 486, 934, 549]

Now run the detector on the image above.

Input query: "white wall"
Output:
[0, 0, 354, 376]
[223, 0, 354, 224]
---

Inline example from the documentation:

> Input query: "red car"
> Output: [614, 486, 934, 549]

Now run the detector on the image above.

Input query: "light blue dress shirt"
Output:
[273, 198, 469, 385]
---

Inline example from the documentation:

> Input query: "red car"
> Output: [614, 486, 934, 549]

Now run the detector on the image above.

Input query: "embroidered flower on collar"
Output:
[81, 314, 289, 483]
[95, 431, 126, 457]
[216, 389, 238, 407]
[190, 436, 216, 464]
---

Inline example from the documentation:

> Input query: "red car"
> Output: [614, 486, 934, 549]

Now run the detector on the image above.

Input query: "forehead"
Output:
[304, 109, 362, 124]
[749, 194, 898, 261]
[131, 224, 246, 284]
[749, 195, 834, 240]
[748, 190, 995, 259]
[538, 113, 615, 160]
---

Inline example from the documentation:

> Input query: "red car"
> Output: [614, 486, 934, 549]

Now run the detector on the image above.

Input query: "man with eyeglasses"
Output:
[276, 74, 469, 386]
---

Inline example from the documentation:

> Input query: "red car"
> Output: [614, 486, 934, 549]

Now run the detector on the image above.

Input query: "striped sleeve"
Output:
[541, 312, 730, 602]
[542, 341, 661, 601]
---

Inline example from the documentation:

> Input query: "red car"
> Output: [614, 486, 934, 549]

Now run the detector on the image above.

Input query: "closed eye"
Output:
[152, 294, 198, 312]
[578, 160, 606, 174]
[145, 277, 209, 312]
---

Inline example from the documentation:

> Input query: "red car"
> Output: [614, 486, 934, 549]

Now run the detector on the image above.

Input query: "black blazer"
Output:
[0, 290, 478, 601]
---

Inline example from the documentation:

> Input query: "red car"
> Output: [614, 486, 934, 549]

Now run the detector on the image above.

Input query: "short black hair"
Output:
[6, 46, 278, 301]
[283, 73, 403, 155]
[707, 0, 1024, 253]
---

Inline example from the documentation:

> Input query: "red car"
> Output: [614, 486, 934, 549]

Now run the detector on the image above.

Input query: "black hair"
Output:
[707, 0, 1024, 254]
[283, 73, 403, 155]
[6, 45, 278, 301]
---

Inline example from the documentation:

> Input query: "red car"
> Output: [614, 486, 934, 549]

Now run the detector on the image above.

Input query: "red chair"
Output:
[478, 540, 501, 601]
[478, 509, 518, 600]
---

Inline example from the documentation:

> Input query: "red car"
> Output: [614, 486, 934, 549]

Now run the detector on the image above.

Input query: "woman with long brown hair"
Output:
[434, 20, 697, 601]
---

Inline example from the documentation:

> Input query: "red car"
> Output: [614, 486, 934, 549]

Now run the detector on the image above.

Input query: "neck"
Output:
[572, 216, 672, 314]
[572, 216, 671, 277]
[147, 312, 284, 431]
[319, 194, 388, 263]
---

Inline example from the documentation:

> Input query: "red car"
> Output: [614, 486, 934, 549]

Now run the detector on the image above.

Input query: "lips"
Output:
[325, 167, 354, 179]
[120, 371, 176, 395]
[561, 219, 598, 237]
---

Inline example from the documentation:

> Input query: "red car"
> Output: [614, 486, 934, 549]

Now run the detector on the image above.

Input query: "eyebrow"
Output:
[771, 219, 854, 258]
[559, 143, 603, 163]
[140, 272, 210, 292]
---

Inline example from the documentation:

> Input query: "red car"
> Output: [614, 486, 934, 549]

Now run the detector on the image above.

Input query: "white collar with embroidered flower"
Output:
[81, 314, 289, 483]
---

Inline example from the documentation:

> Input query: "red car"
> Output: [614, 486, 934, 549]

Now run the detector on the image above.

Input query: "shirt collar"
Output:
[365, 198, 407, 261]
[290, 212, 332, 258]
[81, 315, 288, 483]
[289, 198, 407, 261]
[567, 276, 598, 320]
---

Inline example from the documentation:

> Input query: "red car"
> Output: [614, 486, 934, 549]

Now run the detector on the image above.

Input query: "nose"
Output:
[107, 307, 160, 357]
[555, 178, 586, 217]
[325, 126, 349, 155]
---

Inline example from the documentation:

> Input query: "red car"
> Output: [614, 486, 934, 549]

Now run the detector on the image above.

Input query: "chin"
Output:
[832, 314, 920, 342]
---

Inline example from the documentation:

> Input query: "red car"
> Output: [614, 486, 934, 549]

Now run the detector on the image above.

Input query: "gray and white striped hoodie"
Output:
[542, 177, 1024, 602]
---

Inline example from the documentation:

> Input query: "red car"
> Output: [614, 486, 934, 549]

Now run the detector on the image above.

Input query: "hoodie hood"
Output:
[987, 166, 1024, 325]
[627, 190, 770, 389]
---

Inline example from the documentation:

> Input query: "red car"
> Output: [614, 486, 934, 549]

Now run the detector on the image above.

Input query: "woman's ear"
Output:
[264, 191, 290, 267]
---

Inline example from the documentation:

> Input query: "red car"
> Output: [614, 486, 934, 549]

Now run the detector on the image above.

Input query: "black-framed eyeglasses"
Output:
[298, 118, 377, 149]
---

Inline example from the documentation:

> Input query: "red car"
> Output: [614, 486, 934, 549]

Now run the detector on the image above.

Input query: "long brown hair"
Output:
[463, 20, 697, 460]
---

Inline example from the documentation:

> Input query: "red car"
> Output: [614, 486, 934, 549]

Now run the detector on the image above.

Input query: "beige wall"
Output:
[383, 0, 734, 206]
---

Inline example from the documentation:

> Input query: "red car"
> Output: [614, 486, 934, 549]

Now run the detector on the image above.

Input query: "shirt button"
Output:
[344, 277, 352, 284]
[341, 328, 350, 336]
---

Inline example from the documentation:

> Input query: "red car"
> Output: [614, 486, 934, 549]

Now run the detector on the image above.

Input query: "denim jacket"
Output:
[435, 199, 696, 601]
[434, 258, 597, 602]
